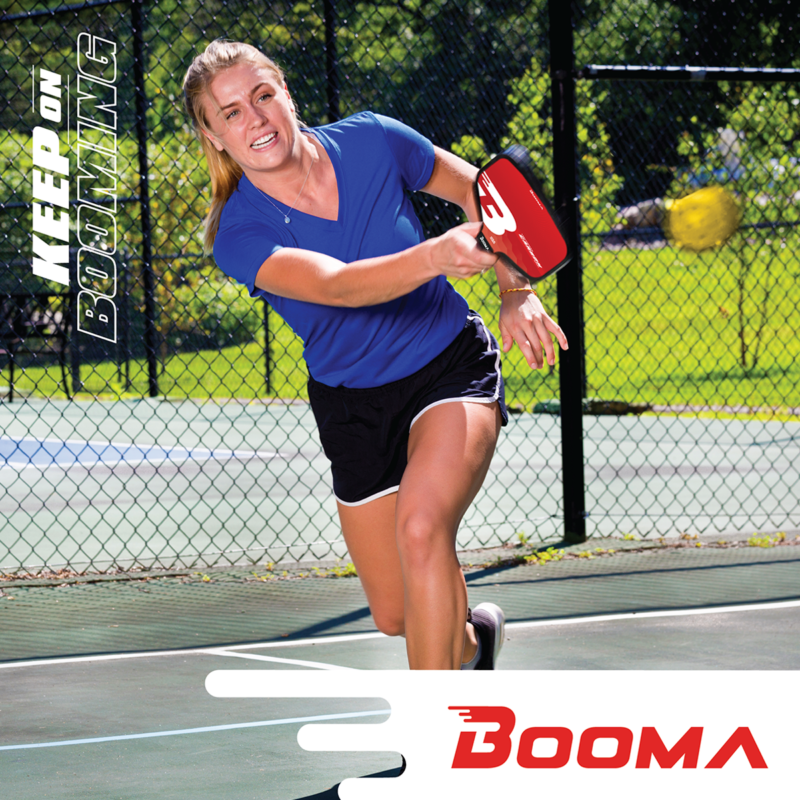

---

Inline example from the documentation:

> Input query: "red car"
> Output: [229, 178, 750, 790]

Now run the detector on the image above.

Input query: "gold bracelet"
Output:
[500, 287, 537, 297]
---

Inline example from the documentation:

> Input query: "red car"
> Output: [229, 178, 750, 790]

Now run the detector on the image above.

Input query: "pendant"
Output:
[284, 216, 290, 224]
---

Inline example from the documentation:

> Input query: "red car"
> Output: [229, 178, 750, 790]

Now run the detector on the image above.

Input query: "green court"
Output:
[2, 398, 798, 573]
[1, 542, 799, 799]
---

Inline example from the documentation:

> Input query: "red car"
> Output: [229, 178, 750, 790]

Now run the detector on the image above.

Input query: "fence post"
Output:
[263, 297, 271, 395]
[131, 0, 159, 397]
[68, 251, 81, 395]
[549, 0, 587, 543]
[118, 253, 130, 390]
[324, 0, 340, 123]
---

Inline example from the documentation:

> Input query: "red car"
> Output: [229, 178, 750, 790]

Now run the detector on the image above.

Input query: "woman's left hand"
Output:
[498, 290, 569, 370]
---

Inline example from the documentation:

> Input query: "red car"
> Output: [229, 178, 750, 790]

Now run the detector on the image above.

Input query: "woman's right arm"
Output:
[253, 220, 497, 307]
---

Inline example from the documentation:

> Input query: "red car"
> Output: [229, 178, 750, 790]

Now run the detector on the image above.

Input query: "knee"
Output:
[372, 610, 405, 638]
[395, 512, 450, 567]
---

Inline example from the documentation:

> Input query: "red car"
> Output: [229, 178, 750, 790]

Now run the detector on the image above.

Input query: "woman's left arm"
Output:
[421, 146, 568, 370]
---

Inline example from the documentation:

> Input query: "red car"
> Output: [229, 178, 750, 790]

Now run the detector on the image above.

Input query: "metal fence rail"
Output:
[1, 0, 798, 574]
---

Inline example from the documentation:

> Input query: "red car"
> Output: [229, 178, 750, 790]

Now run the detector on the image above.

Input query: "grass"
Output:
[579, 240, 800, 410]
[4, 240, 799, 414]
[1, 317, 310, 402]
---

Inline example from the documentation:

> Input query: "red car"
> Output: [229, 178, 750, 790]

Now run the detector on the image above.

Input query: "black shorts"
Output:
[307, 312, 508, 506]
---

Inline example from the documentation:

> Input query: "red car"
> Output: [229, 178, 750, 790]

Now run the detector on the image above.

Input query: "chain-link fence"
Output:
[571, 0, 800, 539]
[1, 0, 798, 575]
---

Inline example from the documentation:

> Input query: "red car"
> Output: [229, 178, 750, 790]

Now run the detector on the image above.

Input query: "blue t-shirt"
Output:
[213, 111, 468, 388]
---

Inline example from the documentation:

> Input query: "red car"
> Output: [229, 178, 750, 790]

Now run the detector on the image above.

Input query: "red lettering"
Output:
[577, 727, 634, 769]
[636, 727, 703, 769]
[448, 711, 767, 772]
[705, 727, 768, 769]
[517, 727, 573, 768]
[450, 706, 516, 769]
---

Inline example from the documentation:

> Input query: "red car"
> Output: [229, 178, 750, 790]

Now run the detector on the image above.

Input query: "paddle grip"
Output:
[476, 230, 493, 253]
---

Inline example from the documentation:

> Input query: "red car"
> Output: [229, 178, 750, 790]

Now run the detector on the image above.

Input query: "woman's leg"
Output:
[336, 400, 500, 668]
[396, 400, 502, 669]
[337, 493, 482, 664]
[337, 493, 406, 637]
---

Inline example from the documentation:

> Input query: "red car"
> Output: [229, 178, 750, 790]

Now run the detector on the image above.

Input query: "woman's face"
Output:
[201, 61, 300, 176]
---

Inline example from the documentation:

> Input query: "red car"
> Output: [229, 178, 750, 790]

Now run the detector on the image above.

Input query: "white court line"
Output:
[0, 434, 282, 458]
[504, 598, 800, 630]
[0, 709, 390, 752]
[206, 631, 387, 653]
[0, 648, 243, 670]
[2, 598, 798, 670]
[0, 639, 384, 670]
[0, 435, 286, 471]
[1, 454, 287, 473]
[207, 648, 356, 671]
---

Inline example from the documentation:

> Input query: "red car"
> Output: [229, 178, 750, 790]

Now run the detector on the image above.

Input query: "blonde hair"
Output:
[182, 40, 293, 253]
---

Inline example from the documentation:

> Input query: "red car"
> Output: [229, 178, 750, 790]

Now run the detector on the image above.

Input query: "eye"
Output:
[226, 109, 239, 120]
[257, 92, 272, 103]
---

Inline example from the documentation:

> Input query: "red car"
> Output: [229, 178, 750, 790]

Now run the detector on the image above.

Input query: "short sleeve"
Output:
[373, 113, 435, 191]
[213, 218, 284, 297]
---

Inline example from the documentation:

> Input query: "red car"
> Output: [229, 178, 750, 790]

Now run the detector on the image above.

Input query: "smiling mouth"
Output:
[251, 132, 277, 150]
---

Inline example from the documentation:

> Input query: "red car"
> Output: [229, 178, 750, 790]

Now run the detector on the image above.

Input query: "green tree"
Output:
[572, 0, 800, 203]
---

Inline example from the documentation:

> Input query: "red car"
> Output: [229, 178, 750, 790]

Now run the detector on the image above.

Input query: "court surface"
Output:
[2, 398, 799, 571]
[1, 542, 799, 799]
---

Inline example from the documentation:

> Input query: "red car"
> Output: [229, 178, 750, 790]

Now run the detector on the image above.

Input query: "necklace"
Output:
[256, 145, 315, 224]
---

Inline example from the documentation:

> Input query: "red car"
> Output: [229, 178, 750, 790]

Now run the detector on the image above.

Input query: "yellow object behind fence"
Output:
[666, 186, 741, 251]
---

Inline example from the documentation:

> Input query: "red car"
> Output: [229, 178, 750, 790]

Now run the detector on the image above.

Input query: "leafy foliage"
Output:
[173, 267, 264, 348]
[453, 58, 623, 231]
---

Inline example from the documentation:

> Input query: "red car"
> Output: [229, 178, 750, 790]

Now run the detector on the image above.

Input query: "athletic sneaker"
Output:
[470, 602, 506, 670]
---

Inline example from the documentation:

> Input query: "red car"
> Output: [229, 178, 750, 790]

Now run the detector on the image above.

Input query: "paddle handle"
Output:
[476, 229, 493, 253]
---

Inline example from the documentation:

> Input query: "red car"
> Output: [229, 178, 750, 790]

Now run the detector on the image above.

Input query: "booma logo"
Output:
[449, 707, 767, 770]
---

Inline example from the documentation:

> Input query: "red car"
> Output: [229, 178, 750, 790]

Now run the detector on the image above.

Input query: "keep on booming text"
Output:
[31, 33, 119, 343]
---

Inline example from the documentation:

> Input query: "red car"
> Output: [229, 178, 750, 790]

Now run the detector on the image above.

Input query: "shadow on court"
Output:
[1, 541, 799, 799]
[295, 765, 403, 800]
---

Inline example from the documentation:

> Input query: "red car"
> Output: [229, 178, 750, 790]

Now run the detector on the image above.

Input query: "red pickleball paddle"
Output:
[474, 145, 571, 281]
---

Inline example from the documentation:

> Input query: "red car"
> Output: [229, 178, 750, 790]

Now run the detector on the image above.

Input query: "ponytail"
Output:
[199, 135, 242, 254]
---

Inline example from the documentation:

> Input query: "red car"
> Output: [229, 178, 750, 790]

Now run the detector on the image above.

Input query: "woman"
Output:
[183, 40, 567, 670]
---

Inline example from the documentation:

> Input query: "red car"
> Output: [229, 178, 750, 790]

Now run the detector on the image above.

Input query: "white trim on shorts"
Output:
[334, 483, 401, 507]
[410, 313, 502, 431]
[409, 395, 499, 431]
[334, 314, 502, 507]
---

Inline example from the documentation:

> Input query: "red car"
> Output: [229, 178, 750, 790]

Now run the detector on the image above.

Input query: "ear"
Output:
[201, 127, 225, 153]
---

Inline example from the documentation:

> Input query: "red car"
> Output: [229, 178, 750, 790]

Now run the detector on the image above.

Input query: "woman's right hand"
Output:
[428, 221, 499, 280]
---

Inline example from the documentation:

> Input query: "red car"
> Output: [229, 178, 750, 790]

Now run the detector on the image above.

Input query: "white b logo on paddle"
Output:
[478, 175, 517, 236]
